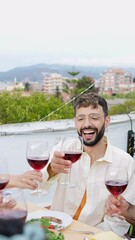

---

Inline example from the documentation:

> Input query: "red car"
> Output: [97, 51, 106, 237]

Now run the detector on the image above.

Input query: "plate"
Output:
[26, 210, 72, 229]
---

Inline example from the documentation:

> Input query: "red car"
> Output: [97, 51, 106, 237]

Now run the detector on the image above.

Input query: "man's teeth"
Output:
[83, 130, 95, 134]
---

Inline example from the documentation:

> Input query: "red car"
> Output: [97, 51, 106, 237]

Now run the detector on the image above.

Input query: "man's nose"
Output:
[84, 117, 93, 126]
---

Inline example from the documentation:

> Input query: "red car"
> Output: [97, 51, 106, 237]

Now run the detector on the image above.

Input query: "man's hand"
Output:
[48, 151, 72, 178]
[0, 193, 16, 209]
[8, 170, 42, 190]
[105, 194, 129, 216]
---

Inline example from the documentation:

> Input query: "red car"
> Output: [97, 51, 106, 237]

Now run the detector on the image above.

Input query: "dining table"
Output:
[27, 201, 102, 240]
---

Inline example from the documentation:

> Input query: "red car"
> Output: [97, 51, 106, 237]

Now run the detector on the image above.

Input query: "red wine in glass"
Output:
[0, 209, 27, 223]
[0, 179, 9, 190]
[0, 159, 10, 191]
[105, 180, 128, 197]
[27, 157, 49, 171]
[61, 136, 83, 187]
[0, 188, 28, 226]
[105, 165, 128, 221]
[63, 151, 82, 163]
[26, 141, 49, 196]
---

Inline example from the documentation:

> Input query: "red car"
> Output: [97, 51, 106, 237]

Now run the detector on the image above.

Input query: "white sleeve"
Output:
[123, 172, 135, 205]
[97, 216, 130, 236]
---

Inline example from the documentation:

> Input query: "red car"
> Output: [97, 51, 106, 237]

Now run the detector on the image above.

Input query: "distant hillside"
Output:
[0, 63, 135, 82]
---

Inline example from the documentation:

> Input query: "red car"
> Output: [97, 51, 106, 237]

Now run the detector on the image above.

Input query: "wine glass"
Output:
[0, 188, 27, 224]
[0, 158, 10, 191]
[105, 165, 128, 221]
[26, 141, 49, 197]
[60, 135, 83, 188]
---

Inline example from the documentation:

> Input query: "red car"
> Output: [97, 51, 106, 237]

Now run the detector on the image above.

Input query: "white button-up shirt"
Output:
[42, 137, 135, 236]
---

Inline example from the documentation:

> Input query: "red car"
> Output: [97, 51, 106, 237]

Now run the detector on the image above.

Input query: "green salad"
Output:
[45, 230, 64, 240]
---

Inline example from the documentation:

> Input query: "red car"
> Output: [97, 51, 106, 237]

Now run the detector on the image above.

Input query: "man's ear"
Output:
[105, 116, 110, 129]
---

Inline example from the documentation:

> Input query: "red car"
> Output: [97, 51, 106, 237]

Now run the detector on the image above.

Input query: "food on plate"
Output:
[27, 217, 61, 229]
[41, 216, 63, 224]
[45, 230, 64, 240]
[27, 217, 64, 239]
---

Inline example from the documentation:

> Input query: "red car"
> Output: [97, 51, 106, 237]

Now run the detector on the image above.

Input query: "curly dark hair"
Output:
[73, 92, 108, 117]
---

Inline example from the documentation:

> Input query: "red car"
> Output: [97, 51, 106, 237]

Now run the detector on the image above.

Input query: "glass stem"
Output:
[69, 169, 72, 184]
[37, 181, 42, 192]
[36, 171, 42, 192]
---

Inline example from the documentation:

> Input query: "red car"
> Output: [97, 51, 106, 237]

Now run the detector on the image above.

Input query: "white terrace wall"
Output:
[0, 113, 135, 204]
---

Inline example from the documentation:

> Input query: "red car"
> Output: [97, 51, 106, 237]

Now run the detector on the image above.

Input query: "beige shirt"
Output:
[42, 138, 135, 236]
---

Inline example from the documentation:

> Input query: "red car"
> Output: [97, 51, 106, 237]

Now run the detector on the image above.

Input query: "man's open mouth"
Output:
[82, 129, 96, 140]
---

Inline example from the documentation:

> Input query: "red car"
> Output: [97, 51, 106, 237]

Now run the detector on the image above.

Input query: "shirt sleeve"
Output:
[123, 161, 135, 205]
[97, 215, 130, 236]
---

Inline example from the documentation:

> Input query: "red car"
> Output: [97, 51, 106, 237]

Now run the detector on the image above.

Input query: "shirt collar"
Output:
[97, 136, 113, 163]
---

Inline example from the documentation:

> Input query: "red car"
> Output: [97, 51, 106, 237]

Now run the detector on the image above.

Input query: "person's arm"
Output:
[122, 204, 135, 225]
[7, 170, 42, 190]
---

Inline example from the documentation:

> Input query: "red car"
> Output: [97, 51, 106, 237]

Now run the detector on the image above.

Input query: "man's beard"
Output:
[78, 123, 105, 147]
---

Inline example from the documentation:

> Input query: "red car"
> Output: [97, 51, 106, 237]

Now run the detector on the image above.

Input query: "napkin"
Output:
[89, 231, 123, 240]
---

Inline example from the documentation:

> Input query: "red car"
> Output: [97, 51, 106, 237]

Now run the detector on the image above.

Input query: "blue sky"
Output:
[0, 0, 135, 71]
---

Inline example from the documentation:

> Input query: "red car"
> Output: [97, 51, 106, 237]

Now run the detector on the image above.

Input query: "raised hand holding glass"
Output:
[60, 136, 83, 188]
[105, 165, 128, 221]
[26, 141, 49, 196]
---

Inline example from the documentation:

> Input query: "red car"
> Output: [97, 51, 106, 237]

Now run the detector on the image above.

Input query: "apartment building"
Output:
[42, 73, 66, 94]
[99, 68, 135, 95]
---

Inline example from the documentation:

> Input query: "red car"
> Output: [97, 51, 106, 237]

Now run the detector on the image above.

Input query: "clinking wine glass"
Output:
[0, 158, 10, 191]
[60, 136, 83, 188]
[0, 188, 27, 225]
[26, 141, 49, 197]
[105, 165, 128, 221]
